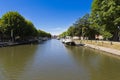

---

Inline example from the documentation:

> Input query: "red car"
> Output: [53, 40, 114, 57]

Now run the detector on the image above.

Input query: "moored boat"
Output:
[64, 39, 76, 46]
[61, 39, 65, 43]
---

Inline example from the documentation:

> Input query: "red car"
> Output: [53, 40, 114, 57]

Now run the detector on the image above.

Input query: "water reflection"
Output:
[0, 39, 120, 80]
[65, 46, 120, 80]
[0, 45, 38, 80]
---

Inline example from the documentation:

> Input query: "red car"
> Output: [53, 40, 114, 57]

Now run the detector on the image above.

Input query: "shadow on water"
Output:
[0, 44, 38, 80]
[65, 46, 120, 80]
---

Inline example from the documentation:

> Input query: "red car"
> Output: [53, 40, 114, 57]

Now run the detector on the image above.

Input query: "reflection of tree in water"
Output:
[65, 46, 120, 80]
[0, 45, 38, 80]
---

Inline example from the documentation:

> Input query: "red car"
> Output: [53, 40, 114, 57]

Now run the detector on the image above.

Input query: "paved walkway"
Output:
[85, 44, 120, 56]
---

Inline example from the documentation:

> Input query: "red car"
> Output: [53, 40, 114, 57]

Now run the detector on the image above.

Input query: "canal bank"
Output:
[74, 40, 120, 56]
[0, 39, 41, 47]
[85, 44, 120, 56]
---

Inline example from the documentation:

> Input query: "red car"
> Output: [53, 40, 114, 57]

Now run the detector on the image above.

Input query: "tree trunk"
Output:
[112, 31, 119, 41]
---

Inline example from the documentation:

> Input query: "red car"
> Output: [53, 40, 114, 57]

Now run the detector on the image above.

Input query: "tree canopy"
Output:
[38, 30, 51, 38]
[0, 11, 51, 41]
[60, 14, 97, 39]
[90, 0, 120, 40]
[1, 12, 26, 37]
[60, 0, 120, 41]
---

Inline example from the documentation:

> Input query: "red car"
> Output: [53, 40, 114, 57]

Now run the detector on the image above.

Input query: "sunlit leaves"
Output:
[0, 11, 51, 41]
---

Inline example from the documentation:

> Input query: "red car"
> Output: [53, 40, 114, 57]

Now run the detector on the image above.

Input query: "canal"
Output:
[0, 39, 120, 80]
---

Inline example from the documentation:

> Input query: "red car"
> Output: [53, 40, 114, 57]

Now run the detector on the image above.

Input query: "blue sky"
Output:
[0, 0, 93, 35]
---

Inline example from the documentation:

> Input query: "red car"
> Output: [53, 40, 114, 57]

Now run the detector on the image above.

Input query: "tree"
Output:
[59, 31, 67, 38]
[38, 30, 51, 38]
[76, 14, 90, 37]
[90, 0, 120, 41]
[60, 14, 97, 39]
[23, 20, 38, 38]
[0, 19, 3, 41]
[67, 26, 76, 36]
[1, 11, 26, 40]
[0, 18, 1, 25]
[0, 11, 44, 41]
[73, 14, 95, 39]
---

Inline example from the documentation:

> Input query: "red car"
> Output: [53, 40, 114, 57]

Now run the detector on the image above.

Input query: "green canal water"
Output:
[0, 39, 120, 80]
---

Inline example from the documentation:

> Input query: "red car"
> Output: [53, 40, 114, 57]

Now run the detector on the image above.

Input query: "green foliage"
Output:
[38, 30, 51, 38]
[0, 18, 1, 25]
[60, 14, 97, 39]
[24, 20, 38, 37]
[1, 11, 26, 38]
[60, 0, 119, 41]
[90, 0, 120, 40]
[67, 26, 76, 36]
[102, 31, 113, 40]
[0, 18, 3, 33]
[59, 31, 67, 38]
[0, 11, 51, 41]
[0, 18, 2, 29]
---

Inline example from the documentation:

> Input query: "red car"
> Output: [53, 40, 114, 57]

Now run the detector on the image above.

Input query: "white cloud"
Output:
[48, 27, 67, 35]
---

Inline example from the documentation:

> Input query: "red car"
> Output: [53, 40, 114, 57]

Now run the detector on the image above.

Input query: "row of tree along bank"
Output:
[0, 11, 51, 43]
[60, 0, 120, 41]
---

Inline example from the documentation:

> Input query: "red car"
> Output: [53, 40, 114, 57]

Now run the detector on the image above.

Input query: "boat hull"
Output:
[65, 42, 76, 46]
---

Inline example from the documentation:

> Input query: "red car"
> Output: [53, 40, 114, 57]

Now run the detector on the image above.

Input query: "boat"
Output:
[57, 37, 60, 40]
[64, 39, 76, 46]
[42, 37, 48, 41]
[61, 39, 65, 43]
